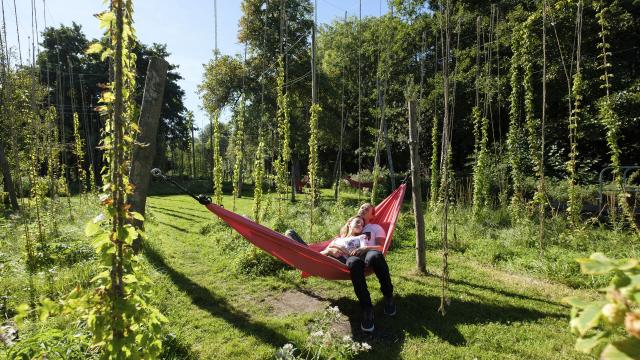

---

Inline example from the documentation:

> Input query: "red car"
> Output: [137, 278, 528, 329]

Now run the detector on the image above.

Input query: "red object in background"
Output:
[344, 175, 374, 190]
[204, 184, 406, 280]
[295, 176, 309, 193]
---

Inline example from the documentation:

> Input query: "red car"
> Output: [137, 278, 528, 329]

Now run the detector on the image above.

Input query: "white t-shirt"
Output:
[330, 234, 369, 253]
[363, 223, 386, 244]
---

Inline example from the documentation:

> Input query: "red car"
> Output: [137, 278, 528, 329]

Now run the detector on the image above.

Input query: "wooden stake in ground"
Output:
[408, 100, 426, 273]
[128, 57, 169, 232]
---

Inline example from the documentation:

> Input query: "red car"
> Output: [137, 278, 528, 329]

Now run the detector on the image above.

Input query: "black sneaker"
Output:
[384, 296, 396, 316]
[361, 307, 375, 332]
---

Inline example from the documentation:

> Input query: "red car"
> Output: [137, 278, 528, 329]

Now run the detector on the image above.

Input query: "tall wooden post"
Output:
[128, 57, 169, 232]
[408, 100, 426, 273]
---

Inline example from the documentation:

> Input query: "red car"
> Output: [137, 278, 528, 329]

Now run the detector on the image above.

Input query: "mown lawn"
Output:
[141, 190, 593, 359]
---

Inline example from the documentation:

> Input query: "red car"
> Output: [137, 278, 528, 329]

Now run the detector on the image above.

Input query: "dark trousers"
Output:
[346, 250, 393, 309]
[285, 229, 307, 246]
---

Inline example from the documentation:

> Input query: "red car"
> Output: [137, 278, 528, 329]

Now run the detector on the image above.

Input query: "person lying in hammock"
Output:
[318, 216, 375, 262]
[285, 203, 395, 333]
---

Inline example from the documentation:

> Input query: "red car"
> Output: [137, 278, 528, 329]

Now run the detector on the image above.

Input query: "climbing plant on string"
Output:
[44, 106, 61, 234]
[308, 103, 321, 236]
[72, 112, 88, 196]
[521, 13, 546, 224]
[564, 0, 584, 228]
[275, 56, 291, 216]
[471, 17, 491, 215]
[429, 114, 440, 210]
[37, 1, 167, 357]
[252, 124, 266, 223]
[594, 1, 638, 236]
[232, 99, 245, 212]
[506, 22, 528, 217]
[213, 109, 223, 205]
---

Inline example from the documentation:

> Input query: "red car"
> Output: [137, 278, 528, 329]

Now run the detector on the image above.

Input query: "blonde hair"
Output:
[358, 203, 375, 218]
[340, 216, 363, 237]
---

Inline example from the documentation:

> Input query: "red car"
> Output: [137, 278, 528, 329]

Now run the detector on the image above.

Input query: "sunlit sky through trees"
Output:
[6, 0, 389, 129]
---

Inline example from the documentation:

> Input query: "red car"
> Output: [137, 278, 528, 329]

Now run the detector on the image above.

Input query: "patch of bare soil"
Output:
[266, 289, 329, 317]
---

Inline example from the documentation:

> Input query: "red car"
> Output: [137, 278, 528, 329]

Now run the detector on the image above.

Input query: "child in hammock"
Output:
[320, 216, 374, 262]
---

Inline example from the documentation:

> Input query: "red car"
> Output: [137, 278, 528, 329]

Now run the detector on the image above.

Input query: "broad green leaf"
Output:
[85, 222, 101, 237]
[86, 42, 103, 55]
[601, 338, 640, 360]
[576, 303, 605, 335]
[575, 332, 606, 353]
[91, 270, 110, 283]
[564, 296, 593, 309]
[579, 254, 615, 275]
[123, 274, 138, 284]
[98, 11, 115, 29]
[616, 259, 639, 271]
[130, 211, 144, 221]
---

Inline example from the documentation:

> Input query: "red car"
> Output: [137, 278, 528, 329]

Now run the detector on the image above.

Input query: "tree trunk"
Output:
[408, 100, 426, 273]
[128, 57, 169, 236]
[0, 139, 18, 210]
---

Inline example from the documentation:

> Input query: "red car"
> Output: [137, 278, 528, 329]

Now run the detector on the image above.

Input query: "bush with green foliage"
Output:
[565, 253, 640, 359]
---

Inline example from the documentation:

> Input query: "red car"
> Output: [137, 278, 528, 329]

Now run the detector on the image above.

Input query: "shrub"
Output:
[4, 328, 96, 359]
[234, 247, 288, 277]
[565, 253, 640, 358]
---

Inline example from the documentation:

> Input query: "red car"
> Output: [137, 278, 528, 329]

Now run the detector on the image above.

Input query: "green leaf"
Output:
[579, 253, 615, 275]
[86, 42, 103, 55]
[601, 338, 640, 360]
[85, 222, 101, 237]
[616, 259, 639, 271]
[576, 303, 605, 335]
[563, 296, 593, 309]
[575, 332, 606, 353]
[91, 270, 110, 283]
[130, 211, 144, 221]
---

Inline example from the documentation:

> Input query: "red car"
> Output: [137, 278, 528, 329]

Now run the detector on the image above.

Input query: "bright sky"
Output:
[5, 0, 388, 130]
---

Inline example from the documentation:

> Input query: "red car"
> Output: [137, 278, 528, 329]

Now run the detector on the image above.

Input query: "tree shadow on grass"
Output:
[398, 273, 563, 308]
[330, 293, 565, 360]
[148, 205, 210, 222]
[144, 244, 291, 350]
[155, 221, 191, 233]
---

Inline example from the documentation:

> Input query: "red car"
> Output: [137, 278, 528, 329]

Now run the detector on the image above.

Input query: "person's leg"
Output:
[364, 251, 393, 297]
[364, 250, 395, 315]
[346, 256, 375, 331]
[284, 229, 307, 246]
[346, 256, 372, 308]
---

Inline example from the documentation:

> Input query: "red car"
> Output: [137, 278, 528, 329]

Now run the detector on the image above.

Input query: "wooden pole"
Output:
[408, 100, 426, 273]
[128, 57, 169, 233]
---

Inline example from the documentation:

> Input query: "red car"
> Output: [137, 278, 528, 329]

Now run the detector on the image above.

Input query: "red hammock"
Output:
[204, 184, 406, 280]
[344, 176, 373, 190]
[295, 178, 309, 193]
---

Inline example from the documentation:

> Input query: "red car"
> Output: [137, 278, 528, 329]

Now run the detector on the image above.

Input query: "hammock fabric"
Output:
[204, 184, 406, 280]
[295, 178, 308, 193]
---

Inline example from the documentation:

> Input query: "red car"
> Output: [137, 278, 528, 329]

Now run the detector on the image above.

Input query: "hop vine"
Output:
[595, 0, 638, 235]
[429, 115, 440, 210]
[472, 107, 490, 214]
[213, 109, 223, 206]
[308, 103, 321, 238]
[232, 99, 245, 212]
[275, 56, 291, 214]
[507, 23, 527, 214]
[72, 112, 88, 195]
[38, 2, 167, 357]
[252, 131, 265, 223]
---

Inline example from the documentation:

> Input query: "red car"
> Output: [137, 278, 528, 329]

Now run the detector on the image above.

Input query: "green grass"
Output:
[3, 186, 632, 359]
